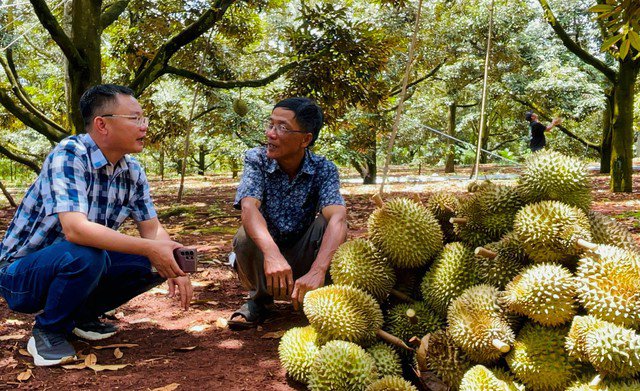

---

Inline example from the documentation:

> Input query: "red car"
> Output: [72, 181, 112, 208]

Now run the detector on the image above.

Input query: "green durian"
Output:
[566, 378, 640, 391]
[330, 239, 396, 301]
[576, 244, 640, 328]
[232, 98, 249, 116]
[506, 323, 580, 391]
[391, 266, 425, 301]
[386, 302, 444, 343]
[565, 315, 600, 362]
[420, 329, 472, 390]
[278, 326, 319, 383]
[304, 285, 383, 345]
[501, 263, 577, 326]
[421, 242, 479, 317]
[587, 211, 639, 252]
[368, 197, 443, 268]
[452, 194, 499, 248]
[513, 200, 592, 264]
[459, 365, 524, 391]
[366, 375, 418, 391]
[366, 343, 402, 378]
[426, 192, 460, 242]
[475, 232, 529, 290]
[308, 340, 378, 391]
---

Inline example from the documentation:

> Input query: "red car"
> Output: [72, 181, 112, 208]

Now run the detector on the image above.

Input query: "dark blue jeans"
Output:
[0, 241, 164, 333]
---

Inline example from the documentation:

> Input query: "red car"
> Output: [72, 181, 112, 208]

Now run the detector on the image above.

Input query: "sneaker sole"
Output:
[72, 328, 116, 341]
[27, 337, 76, 367]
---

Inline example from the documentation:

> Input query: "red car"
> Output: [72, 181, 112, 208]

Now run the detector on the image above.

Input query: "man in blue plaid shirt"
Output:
[0, 84, 192, 367]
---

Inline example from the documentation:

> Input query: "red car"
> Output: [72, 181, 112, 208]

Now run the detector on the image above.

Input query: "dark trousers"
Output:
[233, 215, 327, 305]
[0, 241, 164, 333]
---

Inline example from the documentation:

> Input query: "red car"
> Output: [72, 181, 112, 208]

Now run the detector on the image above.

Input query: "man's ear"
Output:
[93, 116, 108, 135]
[301, 132, 313, 148]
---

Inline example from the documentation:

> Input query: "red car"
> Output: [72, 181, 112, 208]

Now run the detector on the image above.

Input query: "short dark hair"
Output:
[525, 110, 533, 122]
[80, 84, 135, 130]
[274, 97, 323, 146]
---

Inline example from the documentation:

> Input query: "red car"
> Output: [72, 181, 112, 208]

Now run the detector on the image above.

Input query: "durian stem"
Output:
[406, 308, 418, 324]
[443, 205, 455, 214]
[491, 339, 510, 353]
[390, 288, 415, 303]
[371, 193, 384, 208]
[376, 329, 414, 352]
[449, 217, 468, 224]
[474, 247, 497, 259]
[589, 374, 603, 389]
[575, 238, 598, 251]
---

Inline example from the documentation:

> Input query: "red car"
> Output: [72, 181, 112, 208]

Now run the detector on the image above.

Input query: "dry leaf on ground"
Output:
[84, 353, 97, 366]
[114, 348, 123, 359]
[18, 349, 31, 357]
[62, 363, 87, 370]
[93, 343, 139, 349]
[87, 364, 130, 371]
[0, 334, 24, 341]
[151, 383, 180, 391]
[261, 331, 286, 339]
[16, 369, 32, 381]
[173, 346, 197, 352]
[215, 317, 228, 329]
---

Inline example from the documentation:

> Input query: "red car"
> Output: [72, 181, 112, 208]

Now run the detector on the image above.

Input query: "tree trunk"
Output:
[610, 59, 638, 192]
[159, 143, 165, 180]
[363, 130, 377, 184]
[480, 117, 489, 164]
[231, 157, 239, 178]
[445, 103, 456, 173]
[600, 90, 613, 174]
[0, 180, 17, 208]
[197, 145, 206, 175]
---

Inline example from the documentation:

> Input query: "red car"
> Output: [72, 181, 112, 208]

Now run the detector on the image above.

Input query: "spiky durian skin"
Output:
[506, 323, 579, 391]
[278, 326, 319, 383]
[368, 198, 443, 268]
[422, 329, 473, 390]
[588, 211, 640, 252]
[366, 375, 418, 391]
[566, 315, 600, 362]
[366, 344, 402, 378]
[501, 263, 577, 326]
[453, 194, 500, 248]
[476, 233, 529, 290]
[330, 239, 396, 301]
[566, 378, 640, 391]
[421, 242, 479, 317]
[513, 200, 592, 264]
[386, 302, 444, 343]
[304, 285, 383, 345]
[576, 245, 640, 328]
[426, 193, 460, 242]
[516, 150, 592, 210]
[447, 284, 515, 364]
[308, 340, 378, 391]
[583, 318, 640, 377]
[459, 365, 524, 391]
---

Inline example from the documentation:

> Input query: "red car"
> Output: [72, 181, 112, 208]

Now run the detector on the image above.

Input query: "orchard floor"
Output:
[1, 166, 639, 390]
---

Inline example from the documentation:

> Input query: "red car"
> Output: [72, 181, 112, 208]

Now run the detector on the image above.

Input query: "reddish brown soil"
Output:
[1, 170, 639, 390]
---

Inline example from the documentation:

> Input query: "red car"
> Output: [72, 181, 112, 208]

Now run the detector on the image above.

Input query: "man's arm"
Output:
[546, 118, 561, 132]
[290, 204, 347, 310]
[240, 197, 294, 300]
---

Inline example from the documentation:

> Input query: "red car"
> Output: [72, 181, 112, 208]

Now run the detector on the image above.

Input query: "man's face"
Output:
[100, 94, 148, 155]
[531, 113, 538, 122]
[265, 107, 311, 162]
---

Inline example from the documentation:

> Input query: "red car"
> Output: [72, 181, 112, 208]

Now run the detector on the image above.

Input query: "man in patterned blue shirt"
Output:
[0, 84, 192, 366]
[229, 97, 347, 328]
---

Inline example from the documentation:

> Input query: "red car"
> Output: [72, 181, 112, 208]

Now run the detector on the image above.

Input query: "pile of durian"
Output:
[278, 150, 640, 391]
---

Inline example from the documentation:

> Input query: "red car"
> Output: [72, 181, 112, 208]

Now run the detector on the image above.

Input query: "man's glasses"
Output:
[264, 121, 309, 135]
[101, 114, 149, 127]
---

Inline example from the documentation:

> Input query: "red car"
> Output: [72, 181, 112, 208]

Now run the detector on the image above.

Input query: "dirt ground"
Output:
[1, 167, 639, 390]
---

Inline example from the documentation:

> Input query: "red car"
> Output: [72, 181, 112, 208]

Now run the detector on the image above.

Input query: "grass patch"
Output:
[195, 226, 238, 235]
[157, 205, 200, 219]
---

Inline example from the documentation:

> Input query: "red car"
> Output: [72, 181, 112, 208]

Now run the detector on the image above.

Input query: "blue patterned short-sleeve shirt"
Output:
[0, 134, 157, 267]
[234, 147, 345, 246]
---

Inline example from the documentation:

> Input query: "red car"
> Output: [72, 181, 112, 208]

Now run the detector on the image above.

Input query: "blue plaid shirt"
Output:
[234, 147, 345, 247]
[0, 134, 157, 267]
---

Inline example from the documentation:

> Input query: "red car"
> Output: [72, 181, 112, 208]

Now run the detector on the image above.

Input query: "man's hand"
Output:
[264, 252, 294, 300]
[146, 240, 185, 279]
[168, 276, 193, 310]
[291, 268, 326, 311]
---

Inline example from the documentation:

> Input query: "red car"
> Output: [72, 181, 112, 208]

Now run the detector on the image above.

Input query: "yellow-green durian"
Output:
[453, 194, 500, 248]
[447, 284, 515, 364]
[366, 343, 402, 378]
[304, 285, 383, 345]
[566, 378, 640, 391]
[386, 302, 444, 343]
[576, 244, 640, 328]
[476, 233, 529, 290]
[506, 323, 580, 391]
[459, 365, 524, 391]
[426, 192, 460, 242]
[330, 239, 396, 301]
[421, 329, 472, 390]
[368, 198, 443, 268]
[513, 200, 592, 264]
[565, 315, 600, 362]
[278, 326, 319, 383]
[421, 242, 479, 317]
[587, 211, 639, 252]
[501, 263, 577, 326]
[308, 340, 378, 391]
[366, 375, 418, 391]
[232, 98, 249, 116]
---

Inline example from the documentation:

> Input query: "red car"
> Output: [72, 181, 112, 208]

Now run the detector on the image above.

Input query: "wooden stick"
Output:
[475, 247, 497, 259]
[443, 205, 455, 214]
[376, 329, 414, 352]
[449, 217, 468, 224]
[371, 193, 384, 208]
[575, 238, 598, 251]
[406, 308, 418, 324]
[390, 288, 415, 303]
[492, 338, 510, 353]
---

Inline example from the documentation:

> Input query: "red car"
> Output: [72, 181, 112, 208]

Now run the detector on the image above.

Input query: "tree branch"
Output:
[0, 89, 68, 143]
[100, 0, 131, 30]
[0, 144, 41, 173]
[0, 180, 17, 208]
[192, 103, 225, 121]
[390, 59, 446, 96]
[29, 0, 86, 70]
[537, 0, 617, 82]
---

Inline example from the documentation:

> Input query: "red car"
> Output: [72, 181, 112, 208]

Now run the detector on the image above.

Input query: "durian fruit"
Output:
[307, 340, 378, 391]
[516, 149, 592, 210]
[566, 378, 640, 391]
[368, 197, 443, 268]
[421, 242, 479, 317]
[304, 285, 383, 345]
[467, 179, 495, 193]
[418, 329, 472, 390]
[278, 326, 319, 384]
[513, 200, 592, 264]
[452, 194, 499, 248]
[587, 211, 639, 252]
[576, 244, 640, 328]
[366, 375, 418, 391]
[232, 98, 249, 116]
[566, 316, 640, 378]
[506, 323, 580, 391]
[459, 365, 524, 391]
[391, 266, 425, 301]
[475, 232, 529, 290]
[366, 343, 402, 378]
[501, 263, 577, 326]
[477, 184, 524, 235]
[386, 302, 444, 343]
[447, 284, 516, 364]
[330, 239, 396, 301]
[426, 192, 460, 242]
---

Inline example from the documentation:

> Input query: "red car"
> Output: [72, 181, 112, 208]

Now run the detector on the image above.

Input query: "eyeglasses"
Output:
[101, 114, 149, 127]
[264, 121, 309, 135]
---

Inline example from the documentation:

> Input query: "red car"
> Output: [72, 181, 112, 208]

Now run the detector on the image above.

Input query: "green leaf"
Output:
[628, 30, 640, 51]
[601, 33, 624, 52]
[619, 38, 631, 59]
[589, 4, 614, 13]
